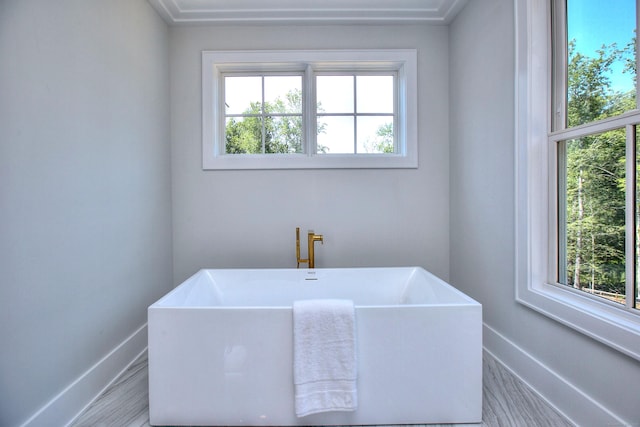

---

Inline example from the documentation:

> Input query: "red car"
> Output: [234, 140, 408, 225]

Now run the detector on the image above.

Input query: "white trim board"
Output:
[19, 324, 148, 427]
[483, 323, 626, 426]
[147, 0, 469, 25]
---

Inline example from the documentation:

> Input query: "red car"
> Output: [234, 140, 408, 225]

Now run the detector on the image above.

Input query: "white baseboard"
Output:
[20, 324, 148, 427]
[483, 322, 625, 426]
[19, 321, 625, 427]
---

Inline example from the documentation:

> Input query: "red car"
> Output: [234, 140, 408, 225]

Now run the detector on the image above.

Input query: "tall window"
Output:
[202, 50, 417, 170]
[552, 0, 639, 310]
[517, 0, 640, 362]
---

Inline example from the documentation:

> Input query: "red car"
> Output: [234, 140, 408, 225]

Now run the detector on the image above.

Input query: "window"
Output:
[516, 0, 640, 361]
[553, 0, 639, 309]
[202, 50, 417, 169]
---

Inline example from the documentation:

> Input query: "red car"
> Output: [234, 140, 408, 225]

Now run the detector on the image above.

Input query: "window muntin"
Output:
[553, 0, 640, 310]
[201, 50, 418, 170]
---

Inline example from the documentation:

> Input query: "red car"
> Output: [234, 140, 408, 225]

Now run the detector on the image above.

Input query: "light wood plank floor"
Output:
[70, 351, 573, 427]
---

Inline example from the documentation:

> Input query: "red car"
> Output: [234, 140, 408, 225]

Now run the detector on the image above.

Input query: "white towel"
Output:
[293, 299, 357, 417]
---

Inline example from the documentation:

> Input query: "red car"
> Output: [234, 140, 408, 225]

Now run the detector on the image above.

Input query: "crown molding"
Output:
[147, 0, 468, 25]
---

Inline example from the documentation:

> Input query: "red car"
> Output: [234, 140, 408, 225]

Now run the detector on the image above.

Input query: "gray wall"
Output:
[449, 0, 640, 422]
[0, 1, 173, 426]
[170, 25, 451, 284]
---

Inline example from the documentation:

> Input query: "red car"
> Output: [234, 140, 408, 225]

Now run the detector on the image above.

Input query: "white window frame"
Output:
[516, 0, 640, 361]
[202, 49, 418, 170]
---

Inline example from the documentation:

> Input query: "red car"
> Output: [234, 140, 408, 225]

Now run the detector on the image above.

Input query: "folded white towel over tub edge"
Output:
[294, 379, 357, 417]
[292, 299, 357, 418]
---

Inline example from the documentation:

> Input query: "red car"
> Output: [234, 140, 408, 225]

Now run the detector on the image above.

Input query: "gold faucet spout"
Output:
[307, 231, 323, 269]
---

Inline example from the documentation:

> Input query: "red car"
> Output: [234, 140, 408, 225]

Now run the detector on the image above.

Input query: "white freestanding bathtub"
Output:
[148, 267, 482, 426]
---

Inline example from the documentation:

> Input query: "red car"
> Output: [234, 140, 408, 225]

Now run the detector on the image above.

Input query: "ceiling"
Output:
[147, 0, 469, 25]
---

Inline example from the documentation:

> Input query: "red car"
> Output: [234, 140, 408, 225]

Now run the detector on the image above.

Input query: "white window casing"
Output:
[202, 49, 418, 170]
[515, 0, 640, 361]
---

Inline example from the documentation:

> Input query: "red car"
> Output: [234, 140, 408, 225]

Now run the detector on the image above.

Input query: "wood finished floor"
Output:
[70, 351, 574, 427]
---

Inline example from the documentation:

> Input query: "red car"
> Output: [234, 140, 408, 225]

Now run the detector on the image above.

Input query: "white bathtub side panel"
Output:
[148, 305, 482, 426]
[356, 305, 482, 424]
[148, 308, 295, 426]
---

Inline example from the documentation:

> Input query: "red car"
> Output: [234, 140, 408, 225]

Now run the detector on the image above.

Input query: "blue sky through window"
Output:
[568, 0, 636, 93]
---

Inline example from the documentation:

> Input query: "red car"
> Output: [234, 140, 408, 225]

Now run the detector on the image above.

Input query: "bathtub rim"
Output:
[150, 266, 481, 309]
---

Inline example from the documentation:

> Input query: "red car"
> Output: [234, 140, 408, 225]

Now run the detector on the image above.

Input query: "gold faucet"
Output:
[296, 227, 323, 268]
[307, 230, 323, 268]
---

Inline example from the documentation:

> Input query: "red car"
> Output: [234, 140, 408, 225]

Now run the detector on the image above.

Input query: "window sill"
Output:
[516, 278, 640, 361]
[201, 152, 418, 170]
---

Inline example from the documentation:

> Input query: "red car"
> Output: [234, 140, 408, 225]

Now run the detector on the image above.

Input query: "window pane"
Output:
[225, 117, 262, 154]
[264, 76, 302, 114]
[357, 117, 393, 153]
[356, 76, 394, 114]
[317, 76, 354, 113]
[225, 77, 262, 115]
[317, 116, 354, 154]
[265, 116, 303, 154]
[559, 128, 627, 305]
[566, 0, 636, 127]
